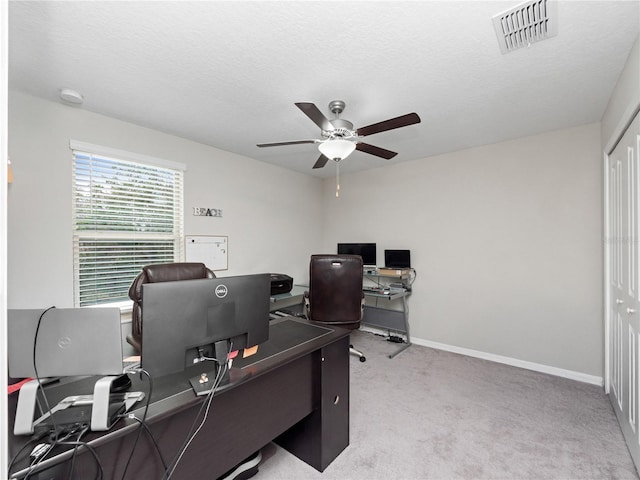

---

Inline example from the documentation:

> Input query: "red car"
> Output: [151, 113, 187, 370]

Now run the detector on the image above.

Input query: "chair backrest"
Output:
[127, 262, 215, 354]
[307, 254, 364, 328]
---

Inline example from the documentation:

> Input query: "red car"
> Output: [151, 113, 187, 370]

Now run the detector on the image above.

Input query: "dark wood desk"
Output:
[8, 317, 350, 479]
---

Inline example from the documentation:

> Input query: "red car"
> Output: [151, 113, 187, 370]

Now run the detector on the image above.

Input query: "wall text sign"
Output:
[193, 207, 222, 217]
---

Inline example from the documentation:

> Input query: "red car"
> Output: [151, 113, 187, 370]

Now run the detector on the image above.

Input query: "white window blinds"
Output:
[72, 144, 184, 307]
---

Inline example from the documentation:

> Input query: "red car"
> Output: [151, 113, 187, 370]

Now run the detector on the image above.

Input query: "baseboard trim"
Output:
[359, 326, 603, 386]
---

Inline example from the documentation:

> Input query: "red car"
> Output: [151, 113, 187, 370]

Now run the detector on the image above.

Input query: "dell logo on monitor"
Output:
[215, 284, 228, 298]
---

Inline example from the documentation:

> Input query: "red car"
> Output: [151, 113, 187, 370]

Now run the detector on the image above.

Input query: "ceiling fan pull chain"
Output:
[336, 161, 340, 198]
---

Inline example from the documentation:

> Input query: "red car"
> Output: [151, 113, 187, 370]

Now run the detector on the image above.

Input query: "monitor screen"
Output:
[7, 307, 123, 379]
[337, 243, 377, 266]
[384, 249, 411, 268]
[141, 274, 270, 378]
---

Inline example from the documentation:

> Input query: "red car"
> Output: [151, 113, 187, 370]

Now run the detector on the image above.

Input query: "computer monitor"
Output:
[140, 274, 271, 378]
[337, 243, 377, 266]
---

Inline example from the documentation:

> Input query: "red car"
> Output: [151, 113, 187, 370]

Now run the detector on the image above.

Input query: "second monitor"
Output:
[337, 243, 377, 267]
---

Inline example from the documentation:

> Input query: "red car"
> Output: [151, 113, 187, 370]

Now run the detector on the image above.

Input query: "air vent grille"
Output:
[492, 0, 558, 54]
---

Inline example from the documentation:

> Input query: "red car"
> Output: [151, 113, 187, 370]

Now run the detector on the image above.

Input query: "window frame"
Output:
[70, 140, 186, 309]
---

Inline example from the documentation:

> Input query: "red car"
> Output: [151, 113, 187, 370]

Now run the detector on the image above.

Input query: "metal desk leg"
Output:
[389, 296, 411, 359]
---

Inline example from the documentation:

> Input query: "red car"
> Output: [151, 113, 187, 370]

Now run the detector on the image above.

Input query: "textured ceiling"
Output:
[8, 1, 640, 178]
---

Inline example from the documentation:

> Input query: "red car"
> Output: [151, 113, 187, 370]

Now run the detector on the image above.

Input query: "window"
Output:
[71, 141, 185, 307]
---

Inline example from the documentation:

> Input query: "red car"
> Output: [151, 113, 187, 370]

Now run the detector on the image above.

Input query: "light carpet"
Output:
[255, 330, 638, 480]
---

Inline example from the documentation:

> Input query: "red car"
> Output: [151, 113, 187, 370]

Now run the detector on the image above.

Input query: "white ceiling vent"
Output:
[492, 0, 558, 54]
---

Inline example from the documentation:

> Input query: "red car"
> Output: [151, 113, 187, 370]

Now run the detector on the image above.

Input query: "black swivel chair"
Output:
[305, 254, 366, 362]
[126, 262, 215, 355]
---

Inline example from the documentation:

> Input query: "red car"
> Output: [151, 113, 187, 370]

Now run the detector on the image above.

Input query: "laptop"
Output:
[384, 249, 411, 269]
[8, 308, 124, 379]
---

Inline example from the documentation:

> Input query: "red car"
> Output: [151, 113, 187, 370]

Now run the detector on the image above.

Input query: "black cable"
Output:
[23, 406, 115, 479]
[68, 445, 79, 478]
[164, 363, 227, 479]
[119, 369, 153, 479]
[180, 349, 230, 441]
[408, 268, 417, 288]
[16, 306, 58, 480]
[162, 342, 233, 479]
[6, 430, 49, 477]
[67, 425, 89, 478]
[22, 424, 84, 480]
[57, 439, 104, 480]
[32, 306, 58, 441]
[128, 416, 168, 471]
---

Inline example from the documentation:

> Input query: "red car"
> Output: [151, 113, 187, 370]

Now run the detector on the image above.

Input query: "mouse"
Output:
[110, 374, 132, 393]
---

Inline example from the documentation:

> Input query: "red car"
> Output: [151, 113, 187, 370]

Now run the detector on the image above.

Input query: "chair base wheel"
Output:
[218, 450, 262, 480]
[349, 345, 366, 362]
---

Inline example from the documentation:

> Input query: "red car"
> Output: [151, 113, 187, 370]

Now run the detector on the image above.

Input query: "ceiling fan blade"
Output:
[313, 155, 330, 169]
[295, 103, 335, 132]
[257, 140, 317, 148]
[356, 142, 398, 160]
[356, 112, 421, 137]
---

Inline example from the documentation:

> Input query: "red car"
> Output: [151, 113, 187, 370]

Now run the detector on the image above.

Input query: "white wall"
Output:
[7, 91, 324, 308]
[322, 123, 604, 378]
[5, 91, 609, 380]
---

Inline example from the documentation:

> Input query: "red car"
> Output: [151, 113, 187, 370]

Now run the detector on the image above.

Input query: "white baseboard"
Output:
[359, 326, 603, 386]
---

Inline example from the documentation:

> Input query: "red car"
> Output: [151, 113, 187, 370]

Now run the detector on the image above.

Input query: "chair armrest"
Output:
[304, 291, 310, 316]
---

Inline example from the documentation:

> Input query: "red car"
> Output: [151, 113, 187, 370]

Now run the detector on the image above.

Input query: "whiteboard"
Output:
[185, 235, 228, 271]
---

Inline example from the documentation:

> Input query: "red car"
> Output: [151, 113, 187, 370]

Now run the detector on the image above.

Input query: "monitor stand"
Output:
[13, 376, 143, 435]
[91, 376, 123, 431]
[14, 378, 55, 435]
[189, 369, 224, 396]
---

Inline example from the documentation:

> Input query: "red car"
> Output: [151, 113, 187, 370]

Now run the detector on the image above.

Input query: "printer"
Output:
[269, 273, 293, 295]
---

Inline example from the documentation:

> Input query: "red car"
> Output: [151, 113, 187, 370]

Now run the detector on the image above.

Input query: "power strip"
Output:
[387, 335, 405, 344]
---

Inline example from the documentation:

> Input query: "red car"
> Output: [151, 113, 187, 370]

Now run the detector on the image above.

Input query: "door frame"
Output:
[604, 103, 640, 395]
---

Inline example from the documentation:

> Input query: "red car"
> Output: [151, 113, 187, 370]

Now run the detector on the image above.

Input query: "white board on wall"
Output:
[185, 235, 228, 271]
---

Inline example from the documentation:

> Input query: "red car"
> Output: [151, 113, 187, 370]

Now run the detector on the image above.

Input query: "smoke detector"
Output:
[60, 88, 84, 105]
[492, 0, 558, 54]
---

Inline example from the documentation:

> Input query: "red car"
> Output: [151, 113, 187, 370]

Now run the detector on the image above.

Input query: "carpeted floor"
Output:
[255, 329, 639, 480]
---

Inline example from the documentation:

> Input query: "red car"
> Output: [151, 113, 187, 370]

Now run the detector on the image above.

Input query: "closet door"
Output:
[607, 111, 640, 467]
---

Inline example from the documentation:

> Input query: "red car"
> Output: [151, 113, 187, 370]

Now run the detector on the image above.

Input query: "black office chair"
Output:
[127, 262, 215, 355]
[305, 254, 366, 362]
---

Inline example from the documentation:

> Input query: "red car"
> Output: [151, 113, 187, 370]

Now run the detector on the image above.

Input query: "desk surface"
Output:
[270, 284, 307, 302]
[273, 284, 408, 302]
[8, 317, 350, 479]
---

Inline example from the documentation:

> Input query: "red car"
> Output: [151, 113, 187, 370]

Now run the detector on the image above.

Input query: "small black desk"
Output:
[8, 317, 350, 479]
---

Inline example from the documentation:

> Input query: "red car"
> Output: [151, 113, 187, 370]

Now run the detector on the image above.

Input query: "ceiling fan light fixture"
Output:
[318, 139, 356, 161]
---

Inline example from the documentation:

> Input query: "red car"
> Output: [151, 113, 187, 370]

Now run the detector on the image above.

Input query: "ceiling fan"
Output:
[257, 100, 421, 169]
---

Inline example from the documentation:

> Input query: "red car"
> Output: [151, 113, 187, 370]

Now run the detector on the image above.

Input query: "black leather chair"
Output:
[127, 262, 215, 354]
[305, 254, 366, 362]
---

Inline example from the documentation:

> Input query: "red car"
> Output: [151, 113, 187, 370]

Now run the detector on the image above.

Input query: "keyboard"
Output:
[363, 287, 390, 295]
